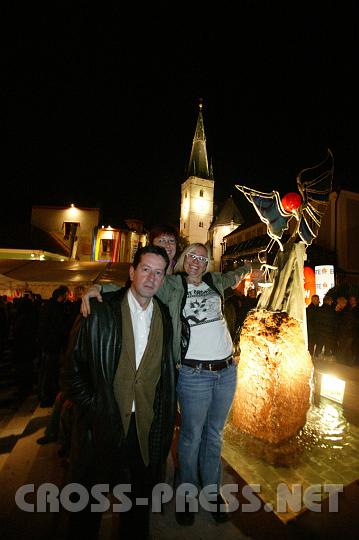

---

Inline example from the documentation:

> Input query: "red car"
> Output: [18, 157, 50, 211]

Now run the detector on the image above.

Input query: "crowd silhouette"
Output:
[306, 293, 359, 365]
[0, 285, 85, 461]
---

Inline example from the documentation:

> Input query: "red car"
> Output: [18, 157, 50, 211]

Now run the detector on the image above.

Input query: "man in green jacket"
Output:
[65, 245, 176, 540]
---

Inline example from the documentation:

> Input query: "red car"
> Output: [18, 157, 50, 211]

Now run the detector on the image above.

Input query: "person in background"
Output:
[336, 295, 357, 365]
[335, 296, 348, 315]
[65, 245, 176, 540]
[147, 223, 179, 274]
[36, 285, 85, 456]
[334, 296, 348, 364]
[38, 286, 69, 407]
[65, 285, 84, 332]
[306, 294, 320, 356]
[315, 295, 336, 360]
[12, 293, 39, 398]
[81, 243, 256, 526]
[348, 295, 359, 311]
[348, 295, 359, 365]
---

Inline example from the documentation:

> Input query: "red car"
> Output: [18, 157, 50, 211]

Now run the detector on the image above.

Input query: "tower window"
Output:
[199, 221, 204, 228]
[199, 189, 204, 197]
[185, 192, 188, 198]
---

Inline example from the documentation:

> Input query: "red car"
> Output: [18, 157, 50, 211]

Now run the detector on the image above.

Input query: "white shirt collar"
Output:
[127, 288, 153, 315]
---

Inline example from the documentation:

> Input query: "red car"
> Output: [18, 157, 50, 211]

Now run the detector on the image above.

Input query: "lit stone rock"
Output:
[231, 309, 314, 444]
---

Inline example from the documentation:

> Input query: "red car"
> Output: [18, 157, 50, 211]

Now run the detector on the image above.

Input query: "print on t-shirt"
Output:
[184, 285, 223, 326]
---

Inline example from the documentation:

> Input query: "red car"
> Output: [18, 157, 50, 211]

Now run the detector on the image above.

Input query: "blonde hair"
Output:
[174, 243, 210, 274]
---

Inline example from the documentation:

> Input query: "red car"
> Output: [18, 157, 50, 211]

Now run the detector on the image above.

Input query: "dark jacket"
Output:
[65, 288, 176, 486]
[316, 304, 336, 351]
[38, 298, 68, 353]
[306, 302, 320, 344]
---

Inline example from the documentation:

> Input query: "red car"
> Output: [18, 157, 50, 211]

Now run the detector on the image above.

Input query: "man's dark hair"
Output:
[58, 285, 69, 296]
[52, 287, 67, 301]
[132, 245, 169, 273]
[148, 223, 179, 245]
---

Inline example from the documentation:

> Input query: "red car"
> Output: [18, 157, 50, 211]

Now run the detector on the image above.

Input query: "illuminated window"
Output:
[200, 189, 204, 197]
[100, 238, 113, 257]
[63, 222, 79, 240]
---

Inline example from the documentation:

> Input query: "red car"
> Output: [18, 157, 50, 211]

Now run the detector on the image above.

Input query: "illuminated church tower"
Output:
[180, 101, 214, 245]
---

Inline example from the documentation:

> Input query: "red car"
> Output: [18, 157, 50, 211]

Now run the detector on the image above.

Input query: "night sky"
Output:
[1, 2, 358, 229]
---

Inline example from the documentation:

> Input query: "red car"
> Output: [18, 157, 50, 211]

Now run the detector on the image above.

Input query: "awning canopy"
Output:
[0, 259, 131, 298]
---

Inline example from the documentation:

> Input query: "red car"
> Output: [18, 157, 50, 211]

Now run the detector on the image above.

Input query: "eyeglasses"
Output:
[156, 237, 176, 245]
[186, 253, 208, 263]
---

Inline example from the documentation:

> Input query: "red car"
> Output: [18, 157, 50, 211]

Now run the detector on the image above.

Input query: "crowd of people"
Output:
[1, 288, 81, 398]
[0, 285, 85, 458]
[306, 293, 359, 365]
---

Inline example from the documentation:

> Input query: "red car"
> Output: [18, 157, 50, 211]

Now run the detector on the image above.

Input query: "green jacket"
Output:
[66, 288, 176, 486]
[102, 264, 251, 364]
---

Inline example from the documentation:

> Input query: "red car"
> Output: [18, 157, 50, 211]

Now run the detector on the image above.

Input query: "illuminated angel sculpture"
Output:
[228, 150, 334, 447]
[235, 149, 334, 331]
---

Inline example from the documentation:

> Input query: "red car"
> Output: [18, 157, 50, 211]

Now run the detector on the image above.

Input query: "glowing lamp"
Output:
[304, 266, 316, 306]
[320, 374, 345, 404]
[281, 192, 302, 212]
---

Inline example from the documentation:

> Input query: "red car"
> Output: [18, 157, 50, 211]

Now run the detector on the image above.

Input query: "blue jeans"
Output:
[176, 362, 237, 494]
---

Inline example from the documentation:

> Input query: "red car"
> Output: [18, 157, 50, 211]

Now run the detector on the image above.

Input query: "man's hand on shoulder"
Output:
[81, 284, 103, 317]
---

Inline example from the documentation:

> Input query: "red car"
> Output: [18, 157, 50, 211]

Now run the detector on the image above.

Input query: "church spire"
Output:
[187, 99, 212, 180]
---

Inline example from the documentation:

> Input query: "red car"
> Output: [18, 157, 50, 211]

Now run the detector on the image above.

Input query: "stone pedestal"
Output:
[231, 309, 313, 444]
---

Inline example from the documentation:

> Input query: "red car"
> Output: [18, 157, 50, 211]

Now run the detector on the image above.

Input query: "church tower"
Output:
[180, 101, 214, 245]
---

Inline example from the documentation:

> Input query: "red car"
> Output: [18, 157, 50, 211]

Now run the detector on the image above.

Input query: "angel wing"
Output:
[235, 185, 293, 250]
[296, 149, 334, 245]
[236, 149, 334, 249]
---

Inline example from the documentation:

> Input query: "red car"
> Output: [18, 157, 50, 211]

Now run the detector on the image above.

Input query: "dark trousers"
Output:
[66, 414, 151, 540]
[118, 413, 152, 538]
[38, 351, 60, 406]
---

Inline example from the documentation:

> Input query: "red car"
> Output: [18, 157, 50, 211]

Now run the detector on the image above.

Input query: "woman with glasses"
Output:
[80, 242, 252, 526]
[161, 243, 251, 526]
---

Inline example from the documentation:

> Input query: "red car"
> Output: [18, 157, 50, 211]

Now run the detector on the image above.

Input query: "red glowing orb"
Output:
[281, 192, 302, 212]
